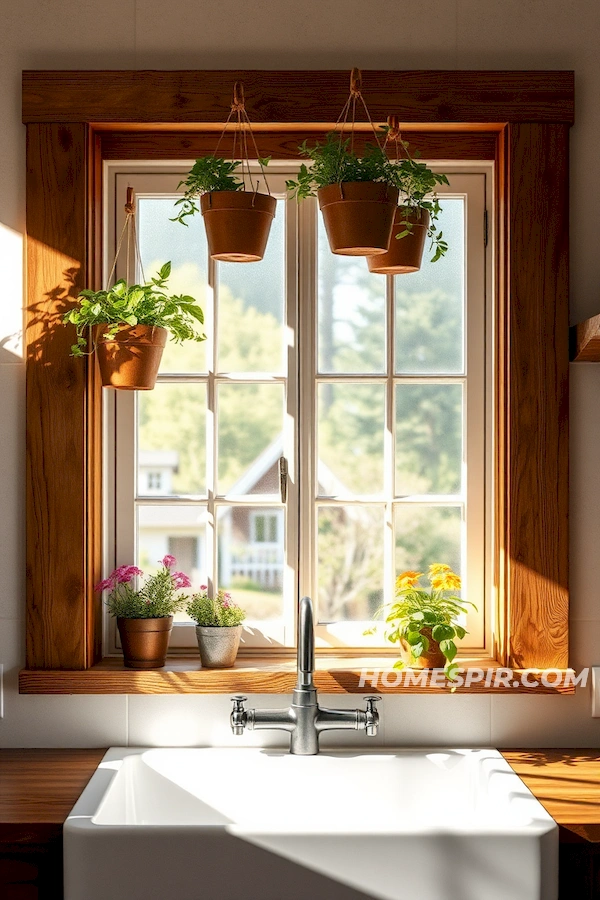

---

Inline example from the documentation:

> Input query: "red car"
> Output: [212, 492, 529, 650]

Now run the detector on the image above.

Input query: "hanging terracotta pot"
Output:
[318, 181, 399, 256]
[95, 324, 167, 391]
[201, 191, 277, 262]
[117, 616, 173, 669]
[367, 207, 430, 274]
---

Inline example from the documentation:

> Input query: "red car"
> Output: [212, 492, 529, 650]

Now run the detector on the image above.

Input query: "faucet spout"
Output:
[297, 595, 315, 689]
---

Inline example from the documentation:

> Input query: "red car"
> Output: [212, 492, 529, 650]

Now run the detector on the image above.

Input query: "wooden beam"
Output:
[505, 123, 570, 669]
[570, 313, 600, 361]
[25, 124, 95, 669]
[98, 129, 498, 161]
[22, 70, 575, 125]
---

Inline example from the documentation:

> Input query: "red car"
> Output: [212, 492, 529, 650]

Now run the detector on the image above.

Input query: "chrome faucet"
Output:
[230, 596, 380, 755]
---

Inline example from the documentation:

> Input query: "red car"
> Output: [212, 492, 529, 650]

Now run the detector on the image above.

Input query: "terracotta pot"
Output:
[201, 191, 276, 262]
[117, 616, 173, 669]
[399, 627, 447, 669]
[195, 625, 243, 668]
[317, 181, 399, 256]
[96, 324, 167, 390]
[367, 207, 430, 274]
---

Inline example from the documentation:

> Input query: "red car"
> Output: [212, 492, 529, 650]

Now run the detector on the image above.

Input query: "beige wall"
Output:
[2, 0, 600, 747]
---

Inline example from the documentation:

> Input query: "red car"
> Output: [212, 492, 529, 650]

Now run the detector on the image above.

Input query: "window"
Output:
[104, 161, 491, 656]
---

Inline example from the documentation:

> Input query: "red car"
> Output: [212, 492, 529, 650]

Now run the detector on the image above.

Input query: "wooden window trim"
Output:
[21, 70, 571, 692]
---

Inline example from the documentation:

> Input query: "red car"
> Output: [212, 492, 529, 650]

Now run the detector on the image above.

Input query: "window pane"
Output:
[217, 506, 284, 621]
[395, 198, 464, 375]
[395, 505, 462, 578]
[318, 383, 385, 496]
[318, 215, 385, 374]
[137, 197, 209, 374]
[395, 383, 462, 495]
[217, 383, 284, 495]
[218, 199, 285, 373]
[317, 506, 384, 622]
[138, 383, 206, 496]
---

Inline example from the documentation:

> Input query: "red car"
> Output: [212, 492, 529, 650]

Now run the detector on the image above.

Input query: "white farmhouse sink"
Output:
[65, 747, 557, 900]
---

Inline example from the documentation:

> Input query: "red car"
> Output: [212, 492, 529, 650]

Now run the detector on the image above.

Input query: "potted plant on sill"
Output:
[366, 564, 475, 680]
[186, 587, 246, 668]
[172, 155, 276, 263]
[64, 262, 206, 390]
[95, 555, 191, 669]
[366, 130, 450, 274]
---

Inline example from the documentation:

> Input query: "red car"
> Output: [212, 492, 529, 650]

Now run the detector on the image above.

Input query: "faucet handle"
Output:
[230, 696, 248, 735]
[363, 696, 380, 737]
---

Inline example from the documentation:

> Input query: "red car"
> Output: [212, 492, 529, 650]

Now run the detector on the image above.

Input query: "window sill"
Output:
[18, 657, 576, 695]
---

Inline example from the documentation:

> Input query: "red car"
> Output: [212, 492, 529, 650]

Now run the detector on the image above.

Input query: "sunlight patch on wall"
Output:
[0, 222, 24, 359]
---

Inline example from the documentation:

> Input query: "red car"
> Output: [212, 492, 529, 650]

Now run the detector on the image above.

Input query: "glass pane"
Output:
[318, 383, 385, 495]
[138, 383, 206, 497]
[318, 215, 385, 374]
[395, 198, 464, 375]
[217, 506, 284, 621]
[137, 504, 208, 622]
[218, 199, 285, 373]
[395, 505, 462, 581]
[395, 383, 462, 495]
[217, 383, 284, 495]
[317, 506, 384, 622]
[137, 197, 209, 374]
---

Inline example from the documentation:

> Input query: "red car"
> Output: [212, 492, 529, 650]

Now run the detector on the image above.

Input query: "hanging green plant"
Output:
[285, 79, 450, 261]
[171, 83, 276, 263]
[63, 190, 206, 390]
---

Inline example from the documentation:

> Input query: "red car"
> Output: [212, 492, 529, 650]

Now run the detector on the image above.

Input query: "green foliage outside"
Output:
[137, 197, 465, 624]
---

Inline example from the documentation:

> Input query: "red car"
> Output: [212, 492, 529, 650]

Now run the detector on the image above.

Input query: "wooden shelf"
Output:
[19, 657, 576, 695]
[571, 313, 600, 360]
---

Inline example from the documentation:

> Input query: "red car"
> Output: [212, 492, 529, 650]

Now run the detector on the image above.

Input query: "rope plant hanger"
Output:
[173, 82, 277, 263]
[63, 186, 206, 390]
[368, 114, 450, 273]
[286, 68, 399, 256]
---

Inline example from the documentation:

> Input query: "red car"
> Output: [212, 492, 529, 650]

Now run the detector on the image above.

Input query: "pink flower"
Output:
[161, 555, 176, 569]
[172, 571, 192, 590]
[115, 564, 143, 584]
[200, 584, 207, 591]
[222, 598, 231, 608]
[94, 577, 113, 593]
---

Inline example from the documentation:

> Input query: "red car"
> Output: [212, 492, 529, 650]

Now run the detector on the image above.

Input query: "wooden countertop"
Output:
[1, 749, 600, 843]
[0, 749, 105, 844]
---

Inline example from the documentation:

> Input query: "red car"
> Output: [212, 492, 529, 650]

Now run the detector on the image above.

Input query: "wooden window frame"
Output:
[20, 70, 571, 693]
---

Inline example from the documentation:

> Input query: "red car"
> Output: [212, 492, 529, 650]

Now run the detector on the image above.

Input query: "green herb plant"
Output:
[95, 557, 191, 619]
[285, 132, 450, 262]
[366, 565, 475, 680]
[172, 155, 271, 225]
[63, 262, 206, 357]
[186, 588, 246, 627]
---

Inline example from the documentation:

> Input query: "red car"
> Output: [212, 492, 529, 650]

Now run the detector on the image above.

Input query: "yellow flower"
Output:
[429, 563, 451, 575]
[431, 572, 462, 592]
[396, 571, 423, 589]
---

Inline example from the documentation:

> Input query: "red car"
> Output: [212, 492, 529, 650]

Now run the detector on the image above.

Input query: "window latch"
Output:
[279, 456, 288, 504]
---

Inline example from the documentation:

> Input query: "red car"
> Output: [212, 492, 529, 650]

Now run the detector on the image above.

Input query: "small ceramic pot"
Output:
[201, 191, 276, 262]
[317, 181, 399, 256]
[195, 625, 243, 668]
[96, 324, 167, 390]
[367, 207, 430, 274]
[399, 627, 446, 669]
[117, 616, 173, 669]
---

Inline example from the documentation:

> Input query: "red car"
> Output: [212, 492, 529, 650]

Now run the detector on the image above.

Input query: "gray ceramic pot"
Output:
[195, 624, 242, 668]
